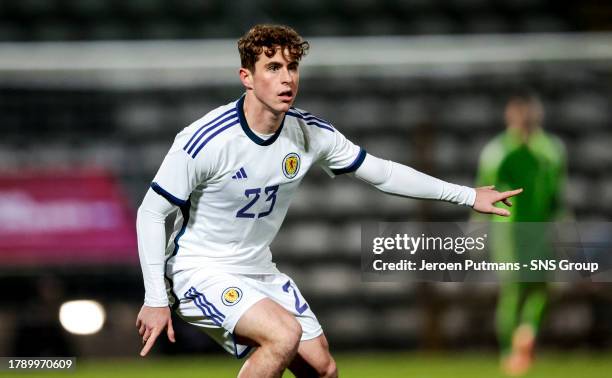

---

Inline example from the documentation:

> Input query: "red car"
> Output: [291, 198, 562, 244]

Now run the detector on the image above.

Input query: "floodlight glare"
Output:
[59, 300, 106, 335]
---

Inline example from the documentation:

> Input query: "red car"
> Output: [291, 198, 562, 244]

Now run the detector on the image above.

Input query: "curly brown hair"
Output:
[238, 24, 309, 71]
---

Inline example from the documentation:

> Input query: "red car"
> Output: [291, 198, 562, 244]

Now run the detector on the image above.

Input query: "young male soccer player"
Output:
[476, 91, 567, 376]
[136, 24, 522, 378]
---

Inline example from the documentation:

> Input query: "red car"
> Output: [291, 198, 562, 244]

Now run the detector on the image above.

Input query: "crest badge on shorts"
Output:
[221, 287, 242, 306]
[282, 153, 300, 179]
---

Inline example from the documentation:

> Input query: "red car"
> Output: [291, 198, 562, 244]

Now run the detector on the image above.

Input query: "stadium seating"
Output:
[0, 0, 593, 41]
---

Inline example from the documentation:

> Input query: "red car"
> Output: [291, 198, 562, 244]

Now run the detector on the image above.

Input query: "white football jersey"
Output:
[151, 95, 365, 280]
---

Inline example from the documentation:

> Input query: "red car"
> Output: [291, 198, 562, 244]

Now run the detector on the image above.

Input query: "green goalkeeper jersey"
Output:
[476, 128, 567, 271]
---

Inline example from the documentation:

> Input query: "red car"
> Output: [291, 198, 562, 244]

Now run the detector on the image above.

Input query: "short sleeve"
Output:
[151, 133, 213, 206]
[318, 128, 366, 177]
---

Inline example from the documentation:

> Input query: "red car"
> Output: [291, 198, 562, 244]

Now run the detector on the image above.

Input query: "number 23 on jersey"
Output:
[236, 185, 279, 219]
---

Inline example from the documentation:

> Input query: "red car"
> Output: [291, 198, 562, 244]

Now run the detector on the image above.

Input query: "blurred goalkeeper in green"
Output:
[475, 90, 568, 376]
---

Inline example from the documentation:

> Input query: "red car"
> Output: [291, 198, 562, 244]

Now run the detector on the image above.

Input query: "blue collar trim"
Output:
[236, 94, 285, 146]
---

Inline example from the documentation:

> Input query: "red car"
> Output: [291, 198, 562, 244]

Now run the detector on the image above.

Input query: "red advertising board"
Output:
[0, 169, 138, 265]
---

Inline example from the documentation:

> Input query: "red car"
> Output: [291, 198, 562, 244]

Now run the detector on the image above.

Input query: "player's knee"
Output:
[317, 355, 337, 378]
[325, 359, 338, 378]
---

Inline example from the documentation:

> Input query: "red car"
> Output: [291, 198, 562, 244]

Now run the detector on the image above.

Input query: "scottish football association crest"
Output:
[221, 287, 242, 306]
[282, 153, 300, 179]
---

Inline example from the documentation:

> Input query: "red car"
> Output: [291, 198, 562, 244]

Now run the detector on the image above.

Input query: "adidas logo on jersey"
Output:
[231, 167, 248, 179]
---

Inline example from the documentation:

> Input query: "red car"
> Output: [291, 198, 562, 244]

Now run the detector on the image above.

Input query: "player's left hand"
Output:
[472, 186, 523, 216]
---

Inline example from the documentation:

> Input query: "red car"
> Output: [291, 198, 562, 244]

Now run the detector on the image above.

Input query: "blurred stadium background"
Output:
[1, 0, 611, 377]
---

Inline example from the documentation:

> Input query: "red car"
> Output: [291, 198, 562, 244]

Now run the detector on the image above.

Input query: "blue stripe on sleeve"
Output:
[186, 114, 238, 154]
[191, 119, 239, 158]
[286, 111, 335, 132]
[330, 148, 367, 175]
[300, 110, 333, 125]
[151, 182, 188, 207]
[183, 108, 237, 151]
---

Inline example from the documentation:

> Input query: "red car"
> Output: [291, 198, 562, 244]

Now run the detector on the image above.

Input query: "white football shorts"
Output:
[171, 268, 323, 358]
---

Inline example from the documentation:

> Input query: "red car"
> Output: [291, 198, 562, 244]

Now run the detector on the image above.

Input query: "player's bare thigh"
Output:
[233, 297, 302, 347]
